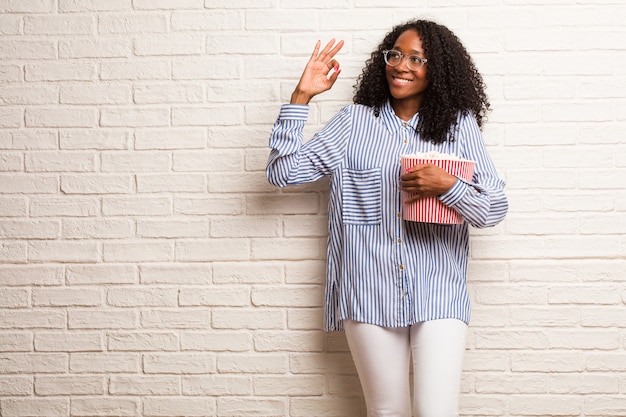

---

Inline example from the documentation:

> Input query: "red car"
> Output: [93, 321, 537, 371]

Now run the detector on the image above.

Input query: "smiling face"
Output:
[385, 28, 429, 117]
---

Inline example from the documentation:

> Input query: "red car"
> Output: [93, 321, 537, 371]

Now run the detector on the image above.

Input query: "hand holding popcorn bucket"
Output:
[400, 153, 475, 224]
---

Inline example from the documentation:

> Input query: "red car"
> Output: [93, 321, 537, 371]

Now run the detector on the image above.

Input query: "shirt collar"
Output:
[380, 100, 419, 134]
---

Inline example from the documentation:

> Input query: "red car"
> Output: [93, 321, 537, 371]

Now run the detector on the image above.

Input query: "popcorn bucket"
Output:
[400, 155, 475, 224]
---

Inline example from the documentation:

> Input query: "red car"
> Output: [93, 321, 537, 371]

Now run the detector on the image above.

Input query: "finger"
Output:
[309, 40, 322, 61]
[319, 39, 344, 62]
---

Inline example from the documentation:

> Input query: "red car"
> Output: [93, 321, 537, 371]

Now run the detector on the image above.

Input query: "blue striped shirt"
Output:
[267, 100, 508, 332]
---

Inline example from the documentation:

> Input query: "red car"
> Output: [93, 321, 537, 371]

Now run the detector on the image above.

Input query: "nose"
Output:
[395, 55, 410, 71]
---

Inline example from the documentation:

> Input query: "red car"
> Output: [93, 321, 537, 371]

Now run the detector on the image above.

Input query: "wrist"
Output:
[290, 89, 312, 105]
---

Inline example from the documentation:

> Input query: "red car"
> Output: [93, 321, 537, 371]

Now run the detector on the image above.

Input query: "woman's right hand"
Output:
[290, 39, 344, 105]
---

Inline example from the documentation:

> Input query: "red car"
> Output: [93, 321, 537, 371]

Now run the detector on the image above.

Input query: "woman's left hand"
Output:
[400, 164, 457, 203]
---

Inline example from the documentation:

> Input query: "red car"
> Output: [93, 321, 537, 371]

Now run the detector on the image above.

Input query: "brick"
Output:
[0, 332, 33, 352]
[171, 10, 241, 31]
[99, 59, 170, 81]
[142, 310, 212, 329]
[0, 310, 65, 329]
[100, 108, 169, 127]
[510, 395, 581, 416]
[210, 216, 279, 238]
[109, 375, 180, 395]
[103, 241, 174, 262]
[143, 398, 216, 417]
[172, 106, 242, 126]
[173, 149, 242, 172]
[28, 240, 99, 263]
[212, 261, 283, 284]
[0, 219, 59, 239]
[179, 286, 249, 307]
[182, 375, 252, 395]
[136, 219, 208, 238]
[174, 196, 245, 216]
[0, 242, 27, 263]
[68, 309, 137, 330]
[59, 38, 131, 58]
[100, 151, 170, 172]
[24, 15, 94, 35]
[180, 331, 251, 351]
[0, 41, 56, 60]
[102, 196, 172, 216]
[26, 107, 98, 128]
[212, 308, 284, 330]
[26, 62, 96, 81]
[0, 376, 33, 395]
[107, 287, 177, 307]
[136, 174, 206, 193]
[35, 375, 104, 396]
[217, 398, 286, 416]
[0, 288, 29, 308]
[133, 0, 203, 9]
[252, 286, 323, 308]
[143, 353, 216, 374]
[250, 238, 322, 260]
[139, 263, 211, 285]
[26, 151, 96, 172]
[61, 174, 133, 194]
[254, 331, 325, 352]
[134, 128, 206, 150]
[0, 399, 68, 417]
[34, 332, 102, 352]
[70, 398, 137, 417]
[32, 287, 101, 307]
[69, 353, 139, 373]
[60, 84, 131, 105]
[289, 397, 364, 417]
[66, 264, 137, 285]
[0, 265, 63, 286]
[0, 353, 67, 373]
[59, 0, 131, 12]
[98, 14, 167, 34]
[175, 239, 249, 262]
[172, 56, 241, 80]
[218, 353, 288, 374]
[253, 375, 325, 396]
[0, 85, 58, 105]
[107, 332, 178, 351]
[30, 197, 99, 217]
[62, 218, 133, 239]
[134, 34, 205, 56]
[134, 82, 204, 104]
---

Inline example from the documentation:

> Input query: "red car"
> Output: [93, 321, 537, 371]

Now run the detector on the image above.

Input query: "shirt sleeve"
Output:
[266, 104, 352, 187]
[438, 113, 508, 228]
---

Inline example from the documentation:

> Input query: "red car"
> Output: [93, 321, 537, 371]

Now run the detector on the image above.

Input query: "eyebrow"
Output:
[391, 46, 424, 55]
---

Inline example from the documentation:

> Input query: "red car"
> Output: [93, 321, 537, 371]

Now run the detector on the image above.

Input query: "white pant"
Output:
[344, 319, 468, 417]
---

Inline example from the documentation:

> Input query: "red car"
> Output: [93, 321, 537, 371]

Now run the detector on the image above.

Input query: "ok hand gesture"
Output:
[290, 39, 345, 105]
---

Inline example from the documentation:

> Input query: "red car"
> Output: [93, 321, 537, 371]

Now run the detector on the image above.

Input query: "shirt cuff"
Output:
[438, 178, 468, 207]
[278, 104, 309, 120]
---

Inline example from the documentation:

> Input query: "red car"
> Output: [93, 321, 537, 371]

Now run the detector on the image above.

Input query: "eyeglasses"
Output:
[382, 50, 428, 70]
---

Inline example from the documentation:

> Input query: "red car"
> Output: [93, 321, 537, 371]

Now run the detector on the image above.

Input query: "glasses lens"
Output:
[385, 51, 401, 65]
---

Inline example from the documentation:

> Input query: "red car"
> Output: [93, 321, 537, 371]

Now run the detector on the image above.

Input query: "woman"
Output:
[267, 19, 507, 417]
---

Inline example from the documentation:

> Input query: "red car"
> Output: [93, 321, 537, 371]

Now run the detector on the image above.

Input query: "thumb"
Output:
[328, 65, 342, 84]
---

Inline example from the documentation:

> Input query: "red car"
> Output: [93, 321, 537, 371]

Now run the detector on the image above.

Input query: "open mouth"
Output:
[392, 76, 413, 84]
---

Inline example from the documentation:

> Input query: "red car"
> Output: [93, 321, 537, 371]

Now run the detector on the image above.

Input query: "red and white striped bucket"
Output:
[400, 156, 475, 224]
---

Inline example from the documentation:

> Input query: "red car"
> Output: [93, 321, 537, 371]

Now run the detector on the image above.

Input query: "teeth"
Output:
[393, 77, 411, 83]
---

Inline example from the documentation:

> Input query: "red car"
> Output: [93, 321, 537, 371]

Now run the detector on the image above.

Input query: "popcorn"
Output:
[400, 154, 475, 224]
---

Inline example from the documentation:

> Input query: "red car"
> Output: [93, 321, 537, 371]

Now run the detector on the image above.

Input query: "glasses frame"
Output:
[382, 50, 428, 70]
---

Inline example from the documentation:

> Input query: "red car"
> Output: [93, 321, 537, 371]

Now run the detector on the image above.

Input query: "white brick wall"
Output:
[0, 1, 624, 416]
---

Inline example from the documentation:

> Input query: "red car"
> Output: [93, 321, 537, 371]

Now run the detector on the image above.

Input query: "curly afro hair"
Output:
[353, 19, 490, 144]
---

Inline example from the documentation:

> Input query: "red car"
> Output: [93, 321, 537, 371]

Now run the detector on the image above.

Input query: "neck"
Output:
[390, 98, 421, 122]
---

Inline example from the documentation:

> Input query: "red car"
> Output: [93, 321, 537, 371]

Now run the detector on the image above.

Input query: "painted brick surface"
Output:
[0, 1, 624, 416]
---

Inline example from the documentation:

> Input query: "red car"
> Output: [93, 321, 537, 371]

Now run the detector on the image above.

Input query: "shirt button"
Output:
[399, 265, 404, 270]
[397, 238, 402, 244]
[404, 139, 408, 144]
[397, 212, 401, 217]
